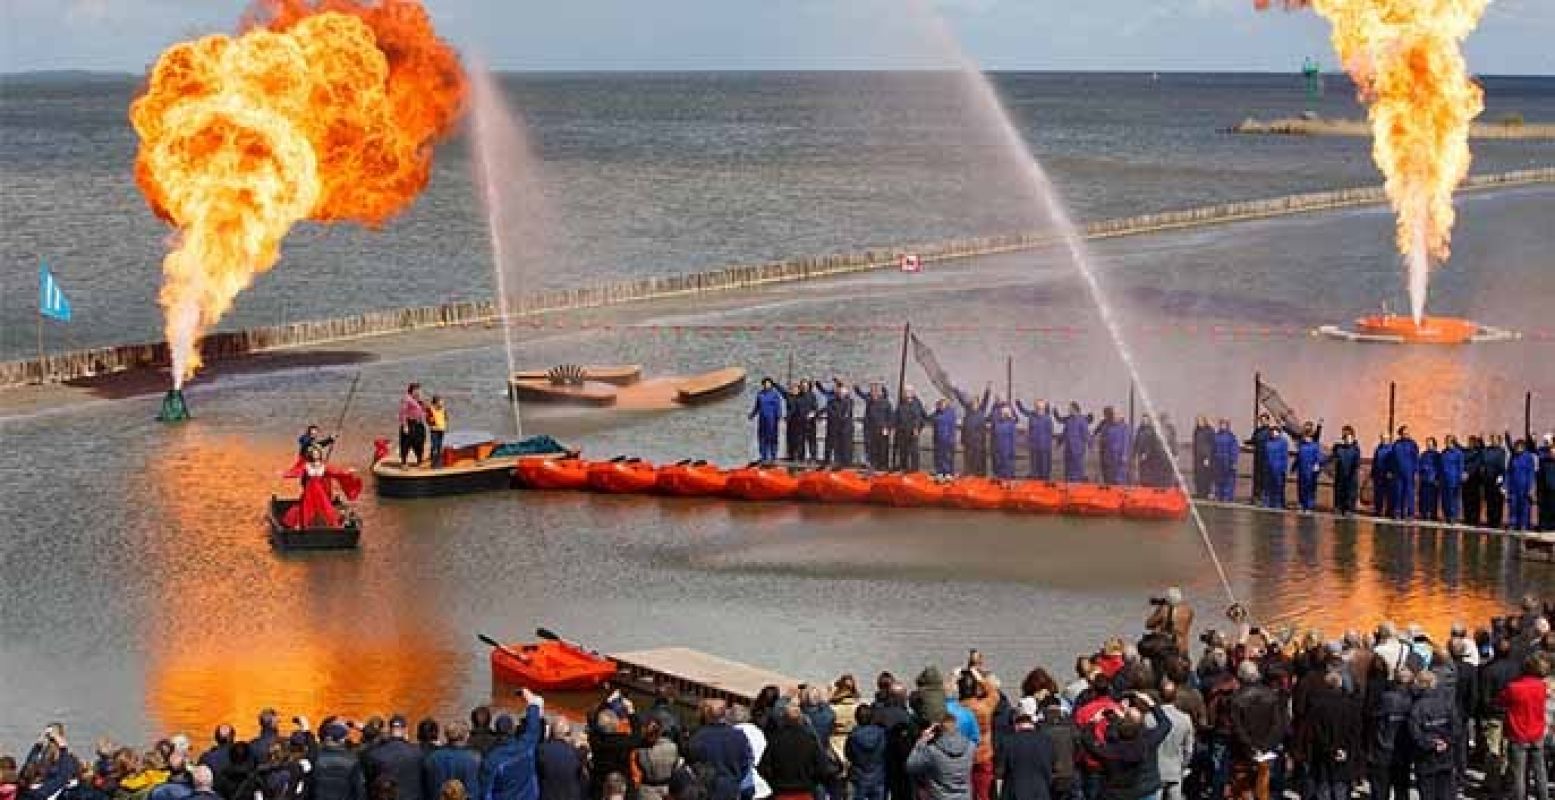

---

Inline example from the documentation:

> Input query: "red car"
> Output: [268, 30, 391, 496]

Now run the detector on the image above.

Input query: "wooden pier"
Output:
[610, 647, 798, 705]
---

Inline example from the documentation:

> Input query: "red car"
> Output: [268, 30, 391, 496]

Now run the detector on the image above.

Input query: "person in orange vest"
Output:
[428, 395, 449, 468]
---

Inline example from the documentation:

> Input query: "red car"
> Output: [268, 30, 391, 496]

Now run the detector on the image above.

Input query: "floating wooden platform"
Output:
[675, 367, 747, 405]
[512, 364, 643, 386]
[510, 379, 620, 405]
[609, 646, 798, 705]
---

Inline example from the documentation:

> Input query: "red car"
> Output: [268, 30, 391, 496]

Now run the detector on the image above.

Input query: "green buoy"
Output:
[157, 388, 192, 422]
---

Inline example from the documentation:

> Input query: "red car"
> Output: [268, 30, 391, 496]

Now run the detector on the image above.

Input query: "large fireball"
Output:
[130, 0, 466, 386]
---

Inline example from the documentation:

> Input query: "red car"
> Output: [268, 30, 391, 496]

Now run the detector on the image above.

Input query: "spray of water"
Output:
[470, 63, 551, 439]
[905, 1, 1240, 606]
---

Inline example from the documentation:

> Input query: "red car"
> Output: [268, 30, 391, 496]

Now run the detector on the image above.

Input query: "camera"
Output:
[1200, 628, 1219, 646]
[1149, 597, 1168, 606]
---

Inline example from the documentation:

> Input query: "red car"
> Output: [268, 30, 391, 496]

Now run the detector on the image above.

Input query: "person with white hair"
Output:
[536, 718, 587, 800]
[188, 765, 220, 800]
[1226, 661, 1287, 800]
[1373, 622, 1408, 676]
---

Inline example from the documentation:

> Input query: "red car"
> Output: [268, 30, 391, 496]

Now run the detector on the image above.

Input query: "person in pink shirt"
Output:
[398, 382, 428, 467]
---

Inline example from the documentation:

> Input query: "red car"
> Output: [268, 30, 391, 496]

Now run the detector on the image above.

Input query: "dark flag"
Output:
[910, 332, 959, 401]
[1257, 379, 1304, 437]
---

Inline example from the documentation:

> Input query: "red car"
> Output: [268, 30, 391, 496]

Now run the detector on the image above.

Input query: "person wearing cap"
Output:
[425, 722, 481, 800]
[993, 698, 1053, 800]
[483, 689, 545, 800]
[363, 715, 428, 800]
[313, 722, 365, 800]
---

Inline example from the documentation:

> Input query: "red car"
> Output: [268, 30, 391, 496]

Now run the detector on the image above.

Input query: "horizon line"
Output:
[5, 67, 1553, 79]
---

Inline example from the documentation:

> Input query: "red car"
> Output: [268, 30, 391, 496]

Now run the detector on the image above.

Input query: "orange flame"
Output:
[130, 0, 466, 386]
[1257, 0, 1486, 323]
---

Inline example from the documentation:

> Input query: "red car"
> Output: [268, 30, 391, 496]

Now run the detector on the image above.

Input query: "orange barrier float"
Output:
[1004, 481, 1066, 513]
[586, 459, 659, 494]
[796, 469, 874, 503]
[1121, 487, 1191, 520]
[867, 472, 946, 507]
[724, 466, 800, 502]
[1064, 484, 1126, 516]
[515, 457, 589, 491]
[655, 462, 728, 497]
[942, 477, 1006, 511]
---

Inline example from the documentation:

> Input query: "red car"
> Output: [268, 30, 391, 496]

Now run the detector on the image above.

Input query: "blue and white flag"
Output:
[39, 261, 72, 322]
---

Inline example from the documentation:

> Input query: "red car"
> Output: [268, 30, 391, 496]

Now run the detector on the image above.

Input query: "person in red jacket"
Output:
[1497, 655, 1549, 800]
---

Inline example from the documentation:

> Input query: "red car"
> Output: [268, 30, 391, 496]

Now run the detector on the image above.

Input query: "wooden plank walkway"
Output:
[610, 647, 798, 705]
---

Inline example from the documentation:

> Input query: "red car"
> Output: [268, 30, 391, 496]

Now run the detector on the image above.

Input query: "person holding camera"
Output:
[1076, 691, 1172, 800]
[905, 714, 973, 800]
[1143, 588, 1194, 658]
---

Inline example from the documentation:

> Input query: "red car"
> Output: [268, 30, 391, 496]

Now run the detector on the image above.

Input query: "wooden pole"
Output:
[1527, 391, 1534, 445]
[1388, 381, 1397, 436]
[1006, 355, 1013, 403]
[1253, 372, 1262, 431]
[1129, 381, 1136, 428]
[893, 322, 911, 471]
[786, 351, 794, 386]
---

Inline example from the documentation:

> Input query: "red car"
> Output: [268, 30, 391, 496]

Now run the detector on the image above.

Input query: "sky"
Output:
[1, 0, 1552, 75]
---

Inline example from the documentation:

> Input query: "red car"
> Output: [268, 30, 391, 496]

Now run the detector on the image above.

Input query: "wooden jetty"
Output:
[1520, 534, 1555, 563]
[609, 647, 798, 705]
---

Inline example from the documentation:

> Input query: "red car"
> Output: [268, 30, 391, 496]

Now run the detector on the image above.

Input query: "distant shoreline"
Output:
[1230, 115, 1555, 140]
[4, 68, 1554, 79]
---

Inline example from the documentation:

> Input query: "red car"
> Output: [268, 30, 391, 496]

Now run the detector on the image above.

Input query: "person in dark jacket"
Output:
[215, 743, 256, 800]
[1484, 434, 1510, 528]
[1078, 695, 1171, 800]
[424, 722, 481, 800]
[1210, 419, 1239, 503]
[1537, 437, 1555, 532]
[587, 704, 643, 800]
[993, 700, 1053, 800]
[845, 706, 887, 800]
[482, 695, 545, 800]
[249, 711, 282, 769]
[1463, 436, 1486, 525]
[1330, 427, 1361, 515]
[931, 400, 959, 478]
[1366, 669, 1414, 800]
[749, 379, 786, 465]
[799, 380, 821, 463]
[468, 709, 498, 758]
[1190, 416, 1215, 498]
[535, 720, 588, 800]
[1133, 415, 1171, 489]
[759, 705, 822, 800]
[1016, 400, 1056, 481]
[781, 382, 812, 464]
[1508, 439, 1539, 531]
[1299, 671, 1361, 800]
[956, 386, 992, 477]
[871, 683, 918, 800]
[1248, 414, 1273, 505]
[854, 384, 894, 471]
[686, 700, 755, 800]
[1227, 662, 1287, 800]
[197, 727, 236, 777]
[1408, 671, 1459, 800]
[816, 380, 855, 467]
[893, 387, 928, 473]
[1057, 403, 1092, 483]
[313, 724, 365, 800]
[363, 718, 426, 800]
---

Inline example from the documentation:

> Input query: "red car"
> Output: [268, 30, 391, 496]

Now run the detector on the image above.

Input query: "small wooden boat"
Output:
[724, 465, 799, 502]
[373, 434, 574, 498]
[1064, 484, 1126, 516]
[509, 379, 619, 406]
[656, 462, 729, 497]
[512, 364, 642, 386]
[795, 469, 873, 503]
[675, 367, 748, 405]
[489, 640, 618, 691]
[587, 459, 659, 494]
[1121, 487, 1191, 520]
[942, 477, 1006, 511]
[267, 496, 361, 551]
[516, 457, 590, 491]
[1004, 481, 1066, 514]
[869, 472, 945, 507]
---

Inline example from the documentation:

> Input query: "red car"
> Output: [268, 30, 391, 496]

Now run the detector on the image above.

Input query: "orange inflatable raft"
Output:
[796, 469, 874, 503]
[655, 462, 729, 497]
[515, 457, 589, 491]
[1004, 481, 1066, 513]
[866, 472, 945, 507]
[724, 466, 799, 502]
[586, 459, 659, 494]
[941, 477, 1006, 511]
[489, 640, 617, 692]
[1063, 484, 1126, 516]
[1121, 487, 1191, 520]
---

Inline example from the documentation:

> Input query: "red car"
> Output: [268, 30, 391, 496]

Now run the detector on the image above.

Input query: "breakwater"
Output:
[5, 167, 1552, 388]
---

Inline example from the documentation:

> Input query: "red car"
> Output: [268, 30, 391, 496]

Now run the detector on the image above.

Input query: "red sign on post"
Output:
[899, 254, 922, 273]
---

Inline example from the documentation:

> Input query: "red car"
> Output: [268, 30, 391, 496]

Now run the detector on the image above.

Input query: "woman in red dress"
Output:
[282, 446, 363, 528]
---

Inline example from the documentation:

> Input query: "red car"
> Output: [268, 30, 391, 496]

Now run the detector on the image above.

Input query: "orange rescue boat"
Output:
[587, 459, 659, 494]
[489, 640, 618, 692]
[1121, 487, 1191, 520]
[656, 462, 729, 497]
[1064, 484, 1126, 516]
[1004, 481, 1066, 513]
[942, 477, 1006, 511]
[515, 457, 590, 491]
[869, 472, 946, 507]
[796, 469, 874, 503]
[724, 466, 800, 502]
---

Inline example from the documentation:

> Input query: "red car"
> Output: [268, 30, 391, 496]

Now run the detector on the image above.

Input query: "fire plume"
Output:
[130, 0, 466, 386]
[1257, 0, 1486, 323]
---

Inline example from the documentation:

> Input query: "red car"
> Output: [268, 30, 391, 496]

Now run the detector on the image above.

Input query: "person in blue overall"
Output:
[1439, 435, 1466, 523]
[1015, 398, 1055, 480]
[1391, 426, 1421, 520]
[1263, 427, 1290, 508]
[1330, 426, 1361, 515]
[1418, 437, 1443, 521]
[1212, 418, 1240, 501]
[1508, 439, 1538, 531]
[1371, 434, 1395, 517]
[1095, 407, 1132, 486]
[1293, 432, 1324, 511]
[956, 385, 992, 477]
[930, 398, 958, 477]
[1056, 402, 1093, 482]
[748, 378, 785, 464]
[990, 403, 1020, 480]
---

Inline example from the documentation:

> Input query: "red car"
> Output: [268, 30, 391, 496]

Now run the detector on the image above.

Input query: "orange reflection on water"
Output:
[137, 427, 461, 736]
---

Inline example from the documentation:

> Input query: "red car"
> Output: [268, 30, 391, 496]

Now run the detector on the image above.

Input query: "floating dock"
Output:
[610, 647, 799, 705]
